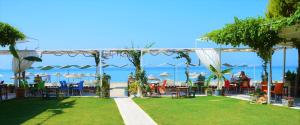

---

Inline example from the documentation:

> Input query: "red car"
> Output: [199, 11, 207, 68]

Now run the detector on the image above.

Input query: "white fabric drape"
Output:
[195, 48, 221, 72]
[12, 51, 40, 73]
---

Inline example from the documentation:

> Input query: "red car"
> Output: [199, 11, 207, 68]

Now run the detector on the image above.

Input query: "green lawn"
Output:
[0, 97, 124, 125]
[134, 96, 300, 125]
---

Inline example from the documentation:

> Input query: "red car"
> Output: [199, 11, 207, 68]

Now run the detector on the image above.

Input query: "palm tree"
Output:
[1, 22, 42, 85]
[206, 65, 231, 92]
[175, 51, 191, 83]
[0, 22, 25, 47]
[119, 42, 154, 97]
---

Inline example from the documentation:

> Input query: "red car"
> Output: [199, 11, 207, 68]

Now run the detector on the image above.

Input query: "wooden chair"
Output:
[271, 83, 284, 102]
[261, 81, 268, 93]
[158, 80, 167, 94]
[0, 81, 8, 101]
[240, 80, 250, 94]
[224, 80, 236, 94]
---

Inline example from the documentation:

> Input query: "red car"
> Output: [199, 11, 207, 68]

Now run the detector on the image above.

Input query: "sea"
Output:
[0, 66, 297, 84]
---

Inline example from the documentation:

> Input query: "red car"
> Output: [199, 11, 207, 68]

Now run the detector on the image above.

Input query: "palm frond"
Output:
[209, 65, 218, 73]
[9, 45, 19, 59]
[23, 56, 42, 62]
[221, 68, 232, 74]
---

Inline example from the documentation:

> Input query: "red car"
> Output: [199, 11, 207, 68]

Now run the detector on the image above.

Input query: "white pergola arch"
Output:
[0, 46, 292, 102]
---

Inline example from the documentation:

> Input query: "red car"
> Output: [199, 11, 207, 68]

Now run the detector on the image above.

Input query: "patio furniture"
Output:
[188, 86, 196, 98]
[175, 86, 189, 98]
[0, 81, 8, 101]
[71, 81, 84, 96]
[158, 80, 167, 94]
[271, 83, 284, 102]
[224, 80, 233, 94]
[45, 86, 59, 98]
[37, 81, 46, 98]
[59, 81, 69, 96]
[194, 81, 204, 94]
[261, 81, 268, 93]
[149, 82, 160, 95]
[240, 79, 250, 94]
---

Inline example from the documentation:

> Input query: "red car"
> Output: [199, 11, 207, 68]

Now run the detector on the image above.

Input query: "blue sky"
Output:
[0, 0, 298, 69]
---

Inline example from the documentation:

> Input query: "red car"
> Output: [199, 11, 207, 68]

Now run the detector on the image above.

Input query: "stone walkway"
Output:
[110, 82, 128, 98]
[114, 98, 157, 125]
[0, 93, 16, 101]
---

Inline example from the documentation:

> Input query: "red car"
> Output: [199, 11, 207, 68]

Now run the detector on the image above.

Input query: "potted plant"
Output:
[129, 81, 139, 97]
[9, 45, 42, 93]
[204, 86, 213, 96]
[206, 65, 231, 96]
[16, 80, 29, 99]
[144, 84, 151, 96]
[285, 70, 296, 97]
[101, 73, 111, 98]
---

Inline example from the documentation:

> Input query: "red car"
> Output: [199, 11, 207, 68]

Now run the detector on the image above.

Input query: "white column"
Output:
[99, 50, 103, 93]
[283, 47, 286, 83]
[140, 50, 143, 70]
[267, 51, 273, 104]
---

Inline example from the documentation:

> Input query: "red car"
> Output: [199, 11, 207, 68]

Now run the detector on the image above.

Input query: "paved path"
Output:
[110, 82, 128, 98]
[114, 98, 157, 125]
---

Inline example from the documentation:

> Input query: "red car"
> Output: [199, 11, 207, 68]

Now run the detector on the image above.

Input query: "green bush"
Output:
[129, 81, 139, 95]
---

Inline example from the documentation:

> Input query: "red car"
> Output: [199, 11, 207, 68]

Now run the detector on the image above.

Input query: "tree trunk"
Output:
[185, 65, 190, 83]
[295, 47, 300, 97]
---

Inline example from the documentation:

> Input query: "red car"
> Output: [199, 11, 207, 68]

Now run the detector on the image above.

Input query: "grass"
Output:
[134, 96, 300, 125]
[0, 97, 124, 125]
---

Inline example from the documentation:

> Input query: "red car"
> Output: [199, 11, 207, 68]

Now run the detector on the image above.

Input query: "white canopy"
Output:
[12, 50, 40, 73]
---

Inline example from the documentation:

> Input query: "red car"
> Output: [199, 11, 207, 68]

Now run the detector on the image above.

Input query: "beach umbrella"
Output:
[52, 72, 62, 76]
[147, 74, 160, 81]
[223, 63, 234, 67]
[189, 72, 200, 79]
[52, 72, 62, 81]
[200, 72, 206, 76]
[102, 64, 109, 68]
[36, 66, 43, 69]
[159, 72, 170, 81]
[239, 64, 248, 67]
[40, 66, 55, 70]
[64, 74, 76, 78]
[11, 76, 30, 79]
[28, 67, 35, 69]
[87, 73, 96, 77]
[65, 74, 83, 79]
[64, 74, 81, 82]
[60, 65, 80, 69]
[34, 73, 48, 77]
[25, 72, 34, 76]
[79, 73, 86, 77]
[60, 65, 73, 69]
[159, 72, 170, 77]
[80, 65, 93, 69]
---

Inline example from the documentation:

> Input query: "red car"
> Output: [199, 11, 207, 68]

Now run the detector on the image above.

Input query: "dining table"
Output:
[175, 86, 189, 98]
[0, 84, 8, 101]
[149, 82, 160, 95]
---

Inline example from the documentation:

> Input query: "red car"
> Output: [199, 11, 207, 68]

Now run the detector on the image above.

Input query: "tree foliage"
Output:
[206, 65, 231, 90]
[117, 42, 154, 81]
[204, 6, 300, 63]
[266, 0, 299, 18]
[204, 17, 281, 63]
[175, 51, 192, 83]
[0, 22, 25, 47]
